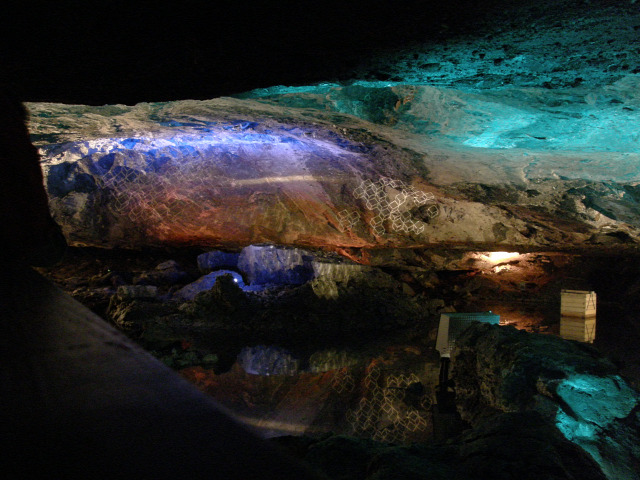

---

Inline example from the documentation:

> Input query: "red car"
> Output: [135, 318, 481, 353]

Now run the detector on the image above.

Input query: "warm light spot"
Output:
[481, 252, 521, 263]
[493, 264, 511, 273]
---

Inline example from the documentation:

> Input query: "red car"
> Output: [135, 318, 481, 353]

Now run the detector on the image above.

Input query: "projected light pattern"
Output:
[331, 369, 355, 395]
[344, 366, 429, 444]
[81, 127, 438, 240]
[337, 209, 361, 232]
[63, 125, 359, 236]
[350, 176, 438, 236]
[38, 102, 445, 246]
[101, 165, 203, 224]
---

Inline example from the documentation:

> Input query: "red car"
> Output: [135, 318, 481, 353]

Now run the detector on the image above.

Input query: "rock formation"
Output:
[452, 323, 640, 480]
[28, 76, 640, 253]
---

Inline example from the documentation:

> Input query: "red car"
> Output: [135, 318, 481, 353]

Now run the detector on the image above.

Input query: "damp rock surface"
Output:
[173, 270, 245, 301]
[237, 345, 300, 376]
[197, 250, 240, 272]
[275, 411, 608, 480]
[26, 2, 640, 478]
[452, 322, 640, 480]
[37, 244, 640, 480]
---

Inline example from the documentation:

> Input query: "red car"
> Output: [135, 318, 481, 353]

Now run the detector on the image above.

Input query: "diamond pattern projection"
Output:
[349, 176, 438, 236]
[100, 162, 209, 228]
[100, 159, 436, 240]
[337, 209, 361, 232]
[343, 367, 429, 444]
[331, 368, 355, 395]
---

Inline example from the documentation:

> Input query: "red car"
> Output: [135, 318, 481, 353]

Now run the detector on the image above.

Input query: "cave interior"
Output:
[3, 1, 640, 479]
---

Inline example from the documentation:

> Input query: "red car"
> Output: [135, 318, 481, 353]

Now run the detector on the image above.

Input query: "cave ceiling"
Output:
[16, 0, 640, 253]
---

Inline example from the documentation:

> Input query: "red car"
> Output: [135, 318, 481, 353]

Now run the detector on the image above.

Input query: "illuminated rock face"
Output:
[174, 271, 244, 301]
[197, 251, 240, 272]
[452, 323, 640, 480]
[19, 0, 640, 255]
[32, 100, 427, 249]
[28, 90, 640, 252]
[24, 2, 640, 253]
[237, 245, 314, 286]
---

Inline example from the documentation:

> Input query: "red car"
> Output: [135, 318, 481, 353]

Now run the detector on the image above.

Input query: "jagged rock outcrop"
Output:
[307, 349, 361, 373]
[96, 248, 427, 371]
[237, 345, 300, 376]
[237, 245, 315, 286]
[310, 258, 372, 283]
[22, 3, 640, 478]
[133, 259, 192, 286]
[275, 415, 608, 480]
[183, 349, 439, 443]
[267, 323, 636, 480]
[451, 323, 640, 480]
[197, 250, 240, 272]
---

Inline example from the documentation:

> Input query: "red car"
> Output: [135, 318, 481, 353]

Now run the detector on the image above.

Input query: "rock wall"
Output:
[28, 93, 640, 253]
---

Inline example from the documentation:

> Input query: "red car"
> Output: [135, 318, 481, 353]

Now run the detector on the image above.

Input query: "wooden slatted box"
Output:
[560, 290, 596, 317]
[560, 316, 596, 343]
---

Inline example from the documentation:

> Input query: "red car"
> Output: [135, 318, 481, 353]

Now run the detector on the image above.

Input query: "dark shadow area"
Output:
[0, 93, 321, 479]
[3, 0, 547, 104]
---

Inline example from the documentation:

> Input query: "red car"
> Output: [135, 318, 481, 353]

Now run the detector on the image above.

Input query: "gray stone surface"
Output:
[288, 414, 607, 480]
[310, 259, 371, 283]
[197, 251, 240, 272]
[452, 323, 640, 480]
[116, 284, 158, 299]
[308, 349, 360, 373]
[27, 81, 640, 253]
[238, 245, 315, 286]
[237, 345, 300, 376]
[133, 260, 192, 286]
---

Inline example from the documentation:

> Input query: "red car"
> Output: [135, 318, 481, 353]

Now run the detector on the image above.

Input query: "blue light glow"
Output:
[554, 374, 639, 479]
[42, 122, 363, 182]
[555, 374, 637, 426]
[236, 82, 640, 160]
[555, 409, 598, 442]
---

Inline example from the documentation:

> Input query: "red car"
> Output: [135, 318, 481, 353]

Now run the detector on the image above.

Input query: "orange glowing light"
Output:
[481, 252, 521, 263]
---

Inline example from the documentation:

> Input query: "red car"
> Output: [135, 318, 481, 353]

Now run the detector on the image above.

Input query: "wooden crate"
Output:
[560, 316, 596, 343]
[560, 290, 596, 317]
